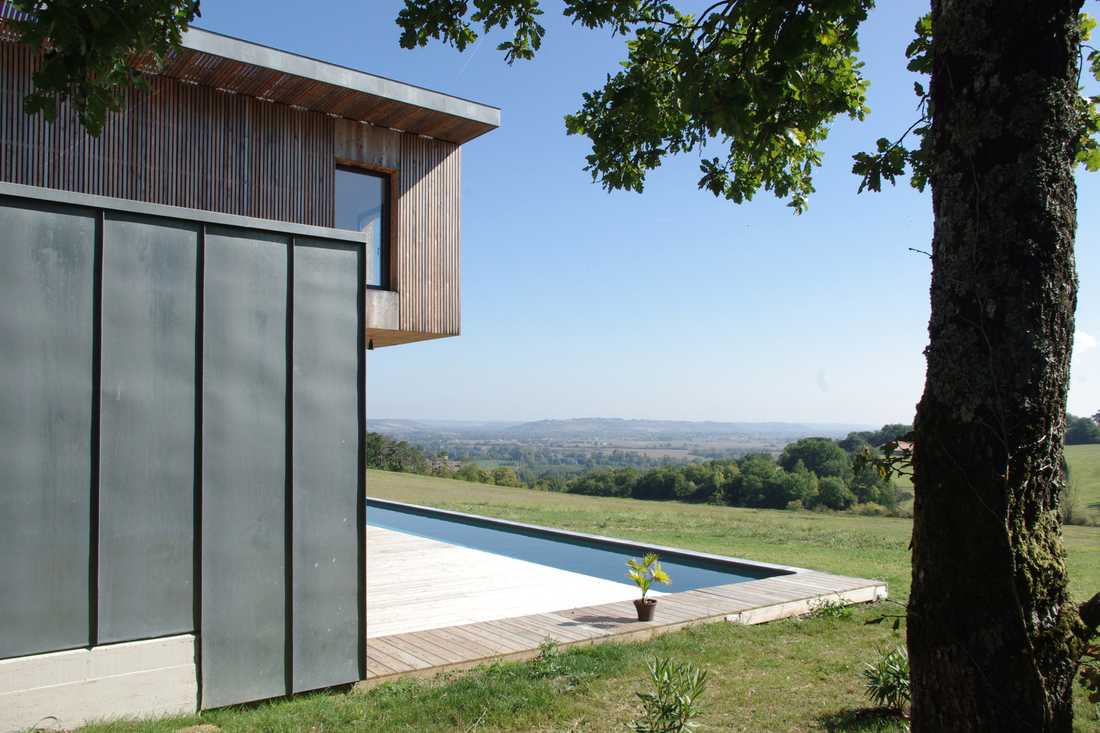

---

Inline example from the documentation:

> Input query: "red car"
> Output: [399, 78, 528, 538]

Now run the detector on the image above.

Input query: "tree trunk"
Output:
[908, 1, 1088, 730]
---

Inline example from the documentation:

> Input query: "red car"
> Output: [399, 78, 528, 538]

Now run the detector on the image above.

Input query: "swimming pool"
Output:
[367, 498, 794, 592]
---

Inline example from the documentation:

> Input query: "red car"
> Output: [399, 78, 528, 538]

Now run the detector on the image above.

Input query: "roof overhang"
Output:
[166, 28, 499, 145]
[0, 4, 500, 145]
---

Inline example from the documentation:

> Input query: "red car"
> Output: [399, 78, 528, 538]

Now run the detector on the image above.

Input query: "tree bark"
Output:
[909, 1, 1089, 730]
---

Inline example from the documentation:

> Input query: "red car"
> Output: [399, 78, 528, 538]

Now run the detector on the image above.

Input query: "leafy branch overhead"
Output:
[399, 0, 874, 213]
[10, 0, 200, 137]
[852, 12, 1100, 194]
[398, 2, 1100, 211]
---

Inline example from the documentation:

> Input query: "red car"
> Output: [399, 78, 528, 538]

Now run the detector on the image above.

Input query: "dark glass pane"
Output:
[334, 168, 386, 286]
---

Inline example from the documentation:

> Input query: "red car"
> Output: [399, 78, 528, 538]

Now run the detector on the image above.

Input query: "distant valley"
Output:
[367, 417, 875, 473]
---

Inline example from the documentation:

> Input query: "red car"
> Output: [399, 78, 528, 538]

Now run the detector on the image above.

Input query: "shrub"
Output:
[851, 502, 891, 517]
[809, 597, 853, 620]
[629, 657, 708, 733]
[530, 638, 564, 679]
[1062, 478, 1088, 525]
[862, 646, 910, 714]
[892, 504, 914, 519]
[785, 499, 805, 512]
[816, 476, 855, 510]
[491, 465, 522, 487]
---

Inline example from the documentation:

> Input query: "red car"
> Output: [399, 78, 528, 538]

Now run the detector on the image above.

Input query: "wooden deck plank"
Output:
[361, 523, 887, 688]
[366, 525, 656, 638]
[444, 624, 528, 655]
[370, 637, 435, 670]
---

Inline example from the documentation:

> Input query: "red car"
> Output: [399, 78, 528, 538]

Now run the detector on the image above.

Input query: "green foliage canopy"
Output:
[779, 437, 853, 482]
[399, 0, 874, 213]
[1066, 414, 1100, 445]
[10, 0, 200, 136]
[396, 1, 1100, 211]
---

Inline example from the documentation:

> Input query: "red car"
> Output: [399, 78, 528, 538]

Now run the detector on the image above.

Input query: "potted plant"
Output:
[627, 553, 671, 621]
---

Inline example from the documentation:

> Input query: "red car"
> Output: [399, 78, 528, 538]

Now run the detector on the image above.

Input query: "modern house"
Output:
[0, 14, 498, 731]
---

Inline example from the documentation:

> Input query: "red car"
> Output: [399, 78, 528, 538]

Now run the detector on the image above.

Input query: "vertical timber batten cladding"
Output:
[335, 120, 462, 341]
[0, 15, 496, 729]
[0, 42, 335, 226]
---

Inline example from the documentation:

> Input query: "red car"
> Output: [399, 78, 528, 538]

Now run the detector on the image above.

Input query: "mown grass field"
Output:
[893, 445, 1100, 524]
[1068, 444, 1100, 523]
[82, 469, 1100, 733]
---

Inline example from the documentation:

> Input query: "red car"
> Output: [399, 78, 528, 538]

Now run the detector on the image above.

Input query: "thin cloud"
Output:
[1077, 330, 1097, 354]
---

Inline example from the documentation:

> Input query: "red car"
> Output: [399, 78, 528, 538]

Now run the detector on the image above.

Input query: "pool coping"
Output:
[361, 499, 889, 687]
[366, 497, 806, 577]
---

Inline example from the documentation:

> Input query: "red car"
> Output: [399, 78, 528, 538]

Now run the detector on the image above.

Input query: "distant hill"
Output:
[367, 419, 521, 440]
[369, 417, 872, 442]
[501, 418, 870, 441]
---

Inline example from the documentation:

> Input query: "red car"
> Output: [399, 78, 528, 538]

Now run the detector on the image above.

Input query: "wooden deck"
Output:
[363, 527, 887, 685]
[367, 526, 662, 638]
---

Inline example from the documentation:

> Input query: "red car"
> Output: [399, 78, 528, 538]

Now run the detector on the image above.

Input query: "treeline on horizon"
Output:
[366, 424, 919, 516]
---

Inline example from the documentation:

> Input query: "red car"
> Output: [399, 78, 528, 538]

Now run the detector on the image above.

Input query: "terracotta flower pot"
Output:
[634, 598, 657, 621]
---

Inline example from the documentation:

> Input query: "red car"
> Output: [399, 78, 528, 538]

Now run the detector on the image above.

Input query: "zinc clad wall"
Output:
[98, 215, 198, 644]
[201, 227, 289, 708]
[0, 199, 95, 659]
[291, 241, 363, 692]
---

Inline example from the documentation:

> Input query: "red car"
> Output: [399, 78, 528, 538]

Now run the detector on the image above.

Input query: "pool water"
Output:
[367, 500, 785, 592]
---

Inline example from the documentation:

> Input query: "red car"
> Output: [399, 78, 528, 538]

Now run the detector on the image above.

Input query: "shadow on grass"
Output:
[819, 707, 908, 732]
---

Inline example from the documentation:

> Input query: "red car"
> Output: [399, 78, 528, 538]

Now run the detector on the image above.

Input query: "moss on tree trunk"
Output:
[909, 1, 1091, 730]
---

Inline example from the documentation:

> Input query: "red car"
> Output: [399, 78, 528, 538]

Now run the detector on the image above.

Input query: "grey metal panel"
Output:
[0, 199, 95, 658]
[98, 214, 198, 644]
[291, 241, 361, 692]
[201, 226, 288, 707]
[0, 182, 367, 244]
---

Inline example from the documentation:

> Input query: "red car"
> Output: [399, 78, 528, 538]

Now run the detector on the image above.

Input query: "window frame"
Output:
[334, 161, 396, 291]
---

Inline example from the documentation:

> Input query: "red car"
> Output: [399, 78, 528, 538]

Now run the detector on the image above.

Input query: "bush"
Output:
[816, 476, 855, 510]
[785, 499, 805, 512]
[629, 657, 708, 733]
[892, 504, 914, 519]
[851, 502, 891, 517]
[491, 465, 522, 487]
[1060, 478, 1099, 526]
[862, 646, 910, 714]
[1066, 414, 1100, 444]
[809, 597, 853, 620]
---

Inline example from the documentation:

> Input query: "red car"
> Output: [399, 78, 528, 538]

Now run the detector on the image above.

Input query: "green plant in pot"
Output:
[627, 553, 671, 621]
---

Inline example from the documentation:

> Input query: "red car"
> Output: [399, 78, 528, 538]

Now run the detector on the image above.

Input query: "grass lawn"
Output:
[81, 470, 1100, 733]
[894, 443, 1099, 523]
[1068, 444, 1100, 523]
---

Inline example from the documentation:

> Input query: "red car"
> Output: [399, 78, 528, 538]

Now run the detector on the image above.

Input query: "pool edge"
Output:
[366, 496, 807, 578]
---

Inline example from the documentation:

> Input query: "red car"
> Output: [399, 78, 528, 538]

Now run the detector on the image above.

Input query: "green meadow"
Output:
[82, 468, 1099, 733]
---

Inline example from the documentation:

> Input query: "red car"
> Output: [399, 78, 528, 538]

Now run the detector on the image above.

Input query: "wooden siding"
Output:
[0, 42, 334, 227]
[337, 120, 461, 343]
[1, 42, 462, 343]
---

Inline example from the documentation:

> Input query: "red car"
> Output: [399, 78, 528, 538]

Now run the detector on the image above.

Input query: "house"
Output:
[0, 17, 498, 731]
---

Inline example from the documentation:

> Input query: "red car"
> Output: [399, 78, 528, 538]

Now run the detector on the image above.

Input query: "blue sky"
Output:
[202, 1, 1099, 425]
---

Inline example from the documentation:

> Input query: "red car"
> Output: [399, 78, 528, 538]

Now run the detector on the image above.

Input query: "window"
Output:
[335, 166, 389, 288]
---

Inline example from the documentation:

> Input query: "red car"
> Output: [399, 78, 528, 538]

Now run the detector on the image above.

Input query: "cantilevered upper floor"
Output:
[0, 16, 499, 347]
